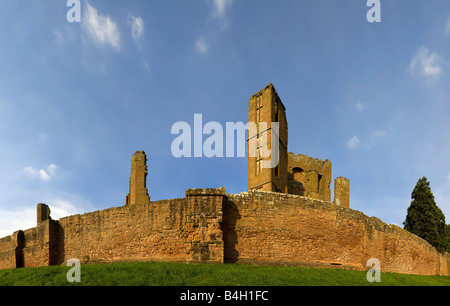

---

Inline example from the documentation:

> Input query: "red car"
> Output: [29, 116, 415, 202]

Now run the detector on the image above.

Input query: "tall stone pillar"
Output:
[126, 151, 151, 205]
[37, 203, 51, 224]
[334, 177, 350, 208]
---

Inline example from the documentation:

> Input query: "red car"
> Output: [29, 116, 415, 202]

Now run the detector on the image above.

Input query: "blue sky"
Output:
[0, 0, 450, 237]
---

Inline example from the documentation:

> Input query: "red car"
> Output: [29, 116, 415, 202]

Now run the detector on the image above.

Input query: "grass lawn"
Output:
[0, 261, 449, 286]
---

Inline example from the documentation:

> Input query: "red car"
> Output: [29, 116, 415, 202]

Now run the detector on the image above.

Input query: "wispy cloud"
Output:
[209, 0, 233, 30]
[410, 46, 443, 79]
[24, 164, 57, 182]
[82, 2, 121, 51]
[211, 0, 233, 18]
[129, 15, 144, 45]
[52, 29, 64, 45]
[47, 198, 80, 220]
[347, 136, 361, 150]
[143, 60, 151, 71]
[372, 130, 387, 138]
[198, 0, 233, 55]
[195, 37, 209, 55]
[445, 17, 450, 37]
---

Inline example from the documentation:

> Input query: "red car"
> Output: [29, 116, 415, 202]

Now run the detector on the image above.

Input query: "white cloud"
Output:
[48, 164, 57, 175]
[410, 46, 443, 79]
[0, 198, 81, 238]
[24, 164, 57, 182]
[0, 208, 35, 237]
[347, 136, 361, 150]
[211, 0, 233, 18]
[47, 198, 79, 220]
[83, 2, 121, 51]
[195, 37, 209, 55]
[129, 15, 144, 44]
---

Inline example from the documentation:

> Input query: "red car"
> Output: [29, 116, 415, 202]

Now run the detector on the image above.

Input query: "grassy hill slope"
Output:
[0, 261, 449, 286]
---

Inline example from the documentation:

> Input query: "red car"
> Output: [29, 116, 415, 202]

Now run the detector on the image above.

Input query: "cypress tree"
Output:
[403, 177, 447, 253]
[446, 224, 450, 253]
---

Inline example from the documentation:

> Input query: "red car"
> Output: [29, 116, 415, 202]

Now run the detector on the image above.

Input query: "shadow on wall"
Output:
[222, 198, 241, 264]
[10, 215, 66, 269]
[14, 231, 24, 268]
[38, 203, 66, 267]
[53, 222, 65, 266]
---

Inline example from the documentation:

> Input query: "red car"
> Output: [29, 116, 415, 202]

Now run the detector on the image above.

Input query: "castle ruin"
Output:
[0, 84, 448, 276]
[247, 84, 347, 206]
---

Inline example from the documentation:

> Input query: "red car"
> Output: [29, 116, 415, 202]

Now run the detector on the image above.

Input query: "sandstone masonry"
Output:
[0, 84, 448, 276]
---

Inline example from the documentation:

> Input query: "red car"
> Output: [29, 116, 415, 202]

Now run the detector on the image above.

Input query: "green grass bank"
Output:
[0, 261, 449, 286]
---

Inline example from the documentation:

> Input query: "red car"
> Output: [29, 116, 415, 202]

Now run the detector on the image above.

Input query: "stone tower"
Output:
[247, 84, 288, 193]
[126, 151, 151, 205]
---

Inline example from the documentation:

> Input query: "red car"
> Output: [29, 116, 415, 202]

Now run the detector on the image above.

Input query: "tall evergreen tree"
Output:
[403, 177, 447, 253]
[446, 224, 450, 253]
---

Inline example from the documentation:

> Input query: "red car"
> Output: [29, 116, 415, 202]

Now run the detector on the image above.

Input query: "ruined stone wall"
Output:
[0, 189, 448, 276]
[0, 189, 225, 269]
[22, 221, 54, 268]
[0, 236, 11, 256]
[0, 235, 14, 269]
[223, 191, 365, 268]
[0, 220, 59, 270]
[223, 191, 449, 276]
[287, 153, 332, 202]
[56, 188, 225, 265]
[58, 200, 187, 264]
[185, 188, 224, 263]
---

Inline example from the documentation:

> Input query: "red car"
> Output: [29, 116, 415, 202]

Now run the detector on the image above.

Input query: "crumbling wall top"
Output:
[37, 203, 51, 225]
[186, 187, 226, 197]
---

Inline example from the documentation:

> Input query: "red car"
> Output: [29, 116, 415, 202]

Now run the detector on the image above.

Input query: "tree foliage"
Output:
[446, 224, 450, 253]
[403, 177, 448, 253]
